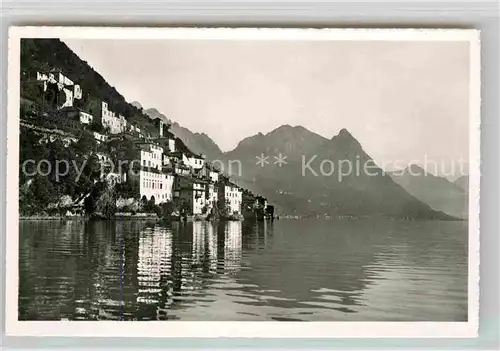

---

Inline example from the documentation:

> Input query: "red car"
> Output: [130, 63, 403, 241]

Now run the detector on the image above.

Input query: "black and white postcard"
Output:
[6, 27, 480, 338]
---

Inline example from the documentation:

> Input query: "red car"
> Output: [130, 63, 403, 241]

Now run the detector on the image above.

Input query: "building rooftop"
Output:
[176, 174, 209, 185]
[165, 151, 184, 158]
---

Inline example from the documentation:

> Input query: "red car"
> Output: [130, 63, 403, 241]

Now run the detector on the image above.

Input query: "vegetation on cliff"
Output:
[19, 128, 102, 215]
[20, 39, 158, 137]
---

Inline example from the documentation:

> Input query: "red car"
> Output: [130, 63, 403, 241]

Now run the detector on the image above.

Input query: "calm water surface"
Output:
[19, 219, 468, 321]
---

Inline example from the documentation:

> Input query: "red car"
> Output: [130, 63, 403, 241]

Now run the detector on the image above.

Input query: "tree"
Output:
[201, 204, 209, 215]
[161, 201, 176, 217]
[75, 154, 101, 195]
[32, 176, 55, 210]
[20, 82, 44, 106]
[216, 199, 231, 217]
[108, 137, 135, 173]
[75, 130, 97, 156]
[89, 119, 104, 133]
[96, 187, 117, 219]
[84, 193, 96, 215]
[84, 96, 102, 118]
[115, 181, 135, 199]
[83, 181, 109, 216]
[178, 198, 192, 216]
[143, 197, 157, 213]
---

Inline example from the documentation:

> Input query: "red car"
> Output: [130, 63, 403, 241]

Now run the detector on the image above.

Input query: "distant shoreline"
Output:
[18, 215, 467, 222]
[19, 214, 158, 221]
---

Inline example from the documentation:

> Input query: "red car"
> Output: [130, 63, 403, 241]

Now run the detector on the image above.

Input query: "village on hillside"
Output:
[19, 69, 273, 221]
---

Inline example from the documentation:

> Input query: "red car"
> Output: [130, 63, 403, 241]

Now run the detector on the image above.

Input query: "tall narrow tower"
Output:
[159, 120, 164, 138]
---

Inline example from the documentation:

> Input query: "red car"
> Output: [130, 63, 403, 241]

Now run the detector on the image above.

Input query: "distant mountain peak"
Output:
[338, 128, 352, 137]
[331, 128, 361, 148]
[266, 125, 324, 140]
[146, 107, 160, 114]
[143, 107, 171, 125]
[268, 124, 295, 134]
[130, 101, 143, 110]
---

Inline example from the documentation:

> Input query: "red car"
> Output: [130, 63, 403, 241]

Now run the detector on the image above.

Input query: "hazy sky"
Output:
[63, 39, 470, 172]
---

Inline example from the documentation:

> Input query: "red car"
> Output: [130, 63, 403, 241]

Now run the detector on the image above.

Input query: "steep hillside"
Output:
[20, 39, 156, 135]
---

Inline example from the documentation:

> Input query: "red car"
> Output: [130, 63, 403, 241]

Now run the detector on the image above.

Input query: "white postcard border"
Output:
[5, 26, 481, 338]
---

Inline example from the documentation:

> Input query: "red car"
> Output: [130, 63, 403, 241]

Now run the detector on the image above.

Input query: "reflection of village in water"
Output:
[18, 220, 271, 321]
[19, 219, 467, 321]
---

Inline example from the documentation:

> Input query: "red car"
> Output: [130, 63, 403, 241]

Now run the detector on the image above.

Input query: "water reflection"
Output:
[224, 221, 242, 275]
[19, 219, 468, 321]
[206, 223, 218, 275]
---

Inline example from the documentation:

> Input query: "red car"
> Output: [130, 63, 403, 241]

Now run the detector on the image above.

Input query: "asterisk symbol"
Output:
[256, 153, 269, 167]
[274, 153, 287, 167]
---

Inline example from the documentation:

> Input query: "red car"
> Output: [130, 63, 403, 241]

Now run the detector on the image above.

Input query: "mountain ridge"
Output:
[218, 126, 457, 220]
[454, 175, 469, 192]
[126, 114, 461, 219]
[388, 165, 468, 219]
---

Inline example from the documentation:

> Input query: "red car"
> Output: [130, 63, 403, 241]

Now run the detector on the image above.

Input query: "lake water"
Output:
[19, 219, 468, 321]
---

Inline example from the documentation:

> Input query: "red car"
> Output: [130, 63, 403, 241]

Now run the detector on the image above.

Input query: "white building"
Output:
[209, 169, 219, 183]
[139, 143, 163, 171]
[192, 182, 207, 215]
[37, 71, 74, 88]
[168, 139, 176, 153]
[154, 119, 176, 152]
[135, 169, 175, 204]
[187, 154, 205, 170]
[174, 176, 207, 215]
[218, 183, 242, 215]
[79, 111, 93, 124]
[157, 119, 165, 138]
[207, 184, 218, 210]
[36, 70, 82, 108]
[101, 101, 125, 134]
[119, 114, 127, 133]
[129, 123, 141, 135]
[127, 142, 175, 204]
[60, 106, 93, 125]
[93, 132, 108, 144]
